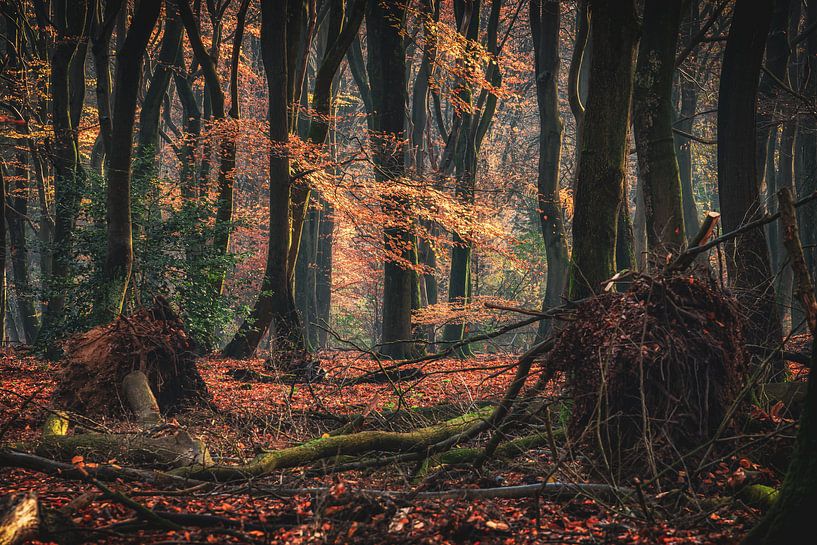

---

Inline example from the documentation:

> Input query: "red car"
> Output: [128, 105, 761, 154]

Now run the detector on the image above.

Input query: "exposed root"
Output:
[53, 297, 211, 417]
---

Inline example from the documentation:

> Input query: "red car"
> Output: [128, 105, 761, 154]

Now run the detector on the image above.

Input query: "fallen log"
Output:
[0, 449, 206, 488]
[35, 430, 212, 468]
[171, 408, 493, 481]
[0, 494, 38, 545]
[0, 492, 91, 545]
[122, 371, 162, 425]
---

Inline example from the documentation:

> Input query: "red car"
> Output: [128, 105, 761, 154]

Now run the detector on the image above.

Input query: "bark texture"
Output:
[568, 0, 639, 299]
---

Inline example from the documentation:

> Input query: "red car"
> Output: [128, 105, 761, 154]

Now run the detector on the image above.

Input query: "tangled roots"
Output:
[546, 274, 747, 477]
[53, 297, 211, 417]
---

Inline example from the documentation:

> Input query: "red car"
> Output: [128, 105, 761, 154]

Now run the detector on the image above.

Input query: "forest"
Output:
[0, 0, 815, 543]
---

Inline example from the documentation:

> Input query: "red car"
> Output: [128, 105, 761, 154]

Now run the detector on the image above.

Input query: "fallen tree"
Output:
[170, 408, 493, 481]
[539, 273, 748, 480]
[53, 297, 211, 417]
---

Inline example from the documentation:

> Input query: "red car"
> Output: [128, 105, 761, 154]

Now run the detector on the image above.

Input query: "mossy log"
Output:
[738, 485, 779, 510]
[172, 409, 492, 481]
[35, 431, 211, 468]
[41, 412, 69, 438]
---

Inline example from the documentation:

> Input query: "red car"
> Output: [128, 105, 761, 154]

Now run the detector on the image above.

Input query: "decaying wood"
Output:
[0, 494, 38, 545]
[171, 409, 493, 481]
[122, 371, 162, 425]
[36, 430, 211, 469]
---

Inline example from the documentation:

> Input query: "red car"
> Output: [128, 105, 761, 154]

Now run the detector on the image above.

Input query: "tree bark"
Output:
[97, 0, 161, 322]
[531, 0, 569, 339]
[742, 188, 817, 544]
[633, 0, 686, 257]
[717, 0, 783, 370]
[368, 0, 417, 359]
[223, 0, 309, 366]
[41, 0, 89, 339]
[568, 0, 639, 299]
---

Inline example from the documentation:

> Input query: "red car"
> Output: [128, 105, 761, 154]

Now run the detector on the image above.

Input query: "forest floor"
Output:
[0, 342, 810, 545]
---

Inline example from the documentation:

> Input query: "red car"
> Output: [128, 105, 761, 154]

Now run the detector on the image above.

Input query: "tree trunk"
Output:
[6, 157, 37, 343]
[568, 0, 639, 300]
[223, 0, 309, 367]
[288, 0, 365, 290]
[315, 201, 334, 349]
[717, 0, 783, 372]
[97, 0, 161, 322]
[368, 0, 417, 359]
[797, 1, 817, 281]
[742, 188, 817, 544]
[633, 0, 686, 257]
[90, 0, 124, 175]
[674, 1, 701, 237]
[757, 0, 792, 274]
[531, 0, 569, 339]
[567, 0, 589, 158]
[41, 0, 89, 339]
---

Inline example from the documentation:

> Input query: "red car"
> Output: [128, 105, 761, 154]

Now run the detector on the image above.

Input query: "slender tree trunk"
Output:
[3, 12, 39, 343]
[315, 201, 334, 349]
[717, 0, 783, 372]
[531, 0, 569, 339]
[797, 1, 817, 281]
[633, 0, 686, 257]
[368, 0, 416, 359]
[675, 74, 700, 236]
[97, 0, 161, 322]
[222, 0, 309, 368]
[0, 167, 7, 344]
[90, 0, 124, 175]
[41, 0, 89, 339]
[288, 0, 365, 291]
[568, 0, 639, 300]
[757, 0, 792, 274]
[135, 8, 184, 177]
[7, 157, 38, 343]
[567, 0, 589, 159]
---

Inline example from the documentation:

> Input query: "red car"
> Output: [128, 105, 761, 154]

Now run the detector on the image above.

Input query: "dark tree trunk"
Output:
[367, 0, 417, 359]
[633, 0, 686, 257]
[717, 0, 783, 372]
[797, 1, 817, 281]
[222, 0, 308, 367]
[7, 157, 38, 343]
[757, 0, 792, 273]
[3, 12, 39, 343]
[443, 0, 501, 352]
[742, 189, 817, 545]
[288, 0, 365, 290]
[673, 0, 701, 238]
[41, 0, 89, 338]
[531, 0, 569, 339]
[135, 8, 184, 176]
[97, 0, 161, 322]
[567, 0, 589, 158]
[90, 0, 124, 175]
[568, 0, 639, 300]
[315, 201, 334, 349]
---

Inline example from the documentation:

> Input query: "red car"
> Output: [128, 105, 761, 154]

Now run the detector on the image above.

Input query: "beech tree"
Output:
[633, 0, 686, 257]
[569, 0, 639, 300]
[530, 0, 568, 337]
[717, 0, 783, 369]
[97, 0, 161, 322]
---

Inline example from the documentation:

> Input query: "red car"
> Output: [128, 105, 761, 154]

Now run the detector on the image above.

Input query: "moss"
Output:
[172, 408, 493, 481]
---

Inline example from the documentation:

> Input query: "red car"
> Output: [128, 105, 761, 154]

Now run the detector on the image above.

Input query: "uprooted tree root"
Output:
[542, 274, 748, 479]
[53, 297, 212, 417]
